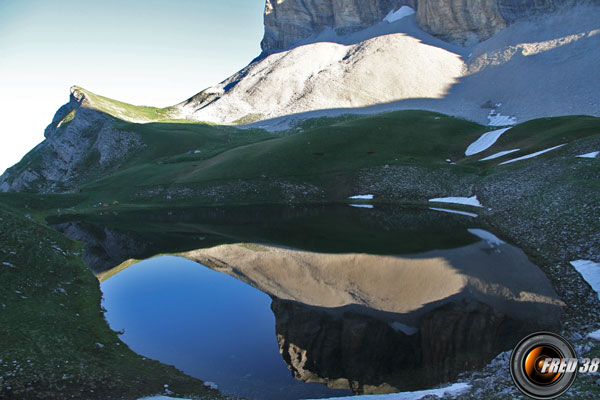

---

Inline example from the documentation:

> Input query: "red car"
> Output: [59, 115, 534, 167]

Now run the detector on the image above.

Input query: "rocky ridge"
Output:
[0, 87, 144, 193]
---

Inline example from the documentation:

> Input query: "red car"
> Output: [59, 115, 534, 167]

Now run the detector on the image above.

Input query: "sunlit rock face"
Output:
[261, 0, 579, 51]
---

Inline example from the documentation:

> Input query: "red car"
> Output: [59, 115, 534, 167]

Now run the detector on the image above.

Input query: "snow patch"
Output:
[499, 144, 566, 165]
[468, 229, 505, 246]
[465, 128, 511, 156]
[428, 196, 483, 207]
[588, 329, 600, 341]
[479, 149, 520, 161]
[577, 151, 599, 159]
[349, 194, 374, 200]
[429, 207, 478, 218]
[204, 381, 219, 390]
[570, 260, 600, 299]
[138, 397, 191, 400]
[306, 382, 471, 400]
[384, 6, 415, 23]
[2, 261, 16, 268]
[487, 110, 517, 126]
[349, 204, 374, 209]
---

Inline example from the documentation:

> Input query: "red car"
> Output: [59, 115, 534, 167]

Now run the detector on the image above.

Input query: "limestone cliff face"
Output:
[262, 0, 415, 51]
[416, 0, 507, 46]
[261, 0, 578, 51]
[0, 88, 144, 193]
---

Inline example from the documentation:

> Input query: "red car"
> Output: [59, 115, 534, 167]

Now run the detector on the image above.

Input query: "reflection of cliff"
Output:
[272, 297, 547, 394]
[53, 221, 153, 273]
[272, 298, 419, 394]
[50, 204, 479, 273]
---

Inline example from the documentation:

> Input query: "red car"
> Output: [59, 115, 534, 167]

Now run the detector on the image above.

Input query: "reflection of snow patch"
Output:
[499, 144, 565, 165]
[384, 6, 415, 23]
[429, 196, 483, 207]
[465, 128, 511, 156]
[349, 204, 374, 209]
[479, 149, 520, 161]
[488, 110, 517, 126]
[389, 322, 419, 336]
[311, 382, 471, 400]
[571, 260, 600, 299]
[468, 229, 505, 246]
[429, 207, 478, 218]
[576, 151, 599, 159]
[349, 194, 374, 200]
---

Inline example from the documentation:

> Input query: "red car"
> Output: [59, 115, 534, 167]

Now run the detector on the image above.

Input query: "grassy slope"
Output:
[82, 111, 480, 195]
[0, 204, 222, 399]
[79, 111, 600, 205]
[72, 86, 177, 123]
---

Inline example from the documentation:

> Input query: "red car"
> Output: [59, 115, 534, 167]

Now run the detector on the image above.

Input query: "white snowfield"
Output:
[175, 5, 600, 130]
[479, 149, 520, 161]
[499, 144, 566, 165]
[571, 260, 600, 300]
[465, 127, 511, 156]
[304, 382, 471, 400]
[384, 6, 415, 23]
[428, 196, 483, 207]
[589, 329, 600, 341]
[577, 151, 599, 158]
[429, 207, 478, 218]
[467, 229, 505, 246]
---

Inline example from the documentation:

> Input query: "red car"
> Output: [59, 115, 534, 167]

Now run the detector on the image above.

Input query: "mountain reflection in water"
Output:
[182, 238, 561, 395]
[95, 206, 562, 399]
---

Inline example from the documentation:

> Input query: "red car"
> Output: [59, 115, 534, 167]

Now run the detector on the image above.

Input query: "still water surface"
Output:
[101, 255, 353, 399]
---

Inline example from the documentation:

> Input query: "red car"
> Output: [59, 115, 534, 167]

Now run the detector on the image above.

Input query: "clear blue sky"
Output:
[0, 0, 265, 174]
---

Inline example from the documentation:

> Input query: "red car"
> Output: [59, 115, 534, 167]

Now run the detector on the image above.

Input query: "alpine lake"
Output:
[48, 204, 562, 400]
